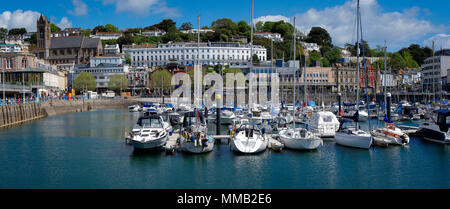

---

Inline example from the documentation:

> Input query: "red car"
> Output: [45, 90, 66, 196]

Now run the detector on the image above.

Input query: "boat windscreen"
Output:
[139, 118, 163, 128]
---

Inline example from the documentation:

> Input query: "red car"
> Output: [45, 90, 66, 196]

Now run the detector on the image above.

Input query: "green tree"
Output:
[108, 74, 128, 92]
[163, 25, 182, 42]
[324, 47, 342, 65]
[92, 25, 107, 33]
[345, 40, 372, 57]
[305, 27, 332, 48]
[8, 28, 27, 35]
[25, 33, 37, 45]
[117, 34, 133, 49]
[50, 24, 60, 33]
[125, 56, 131, 65]
[151, 70, 172, 91]
[388, 52, 406, 70]
[180, 22, 193, 31]
[0, 27, 7, 39]
[237, 21, 250, 35]
[73, 72, 97, 92]
[155, 19, 177, 32]
[252, 54, 260, 63]
[402, 51, 419, 68]
[211, 18, 238, 35]
[105, 24, 119, 32]
[255, 21, 264, 32]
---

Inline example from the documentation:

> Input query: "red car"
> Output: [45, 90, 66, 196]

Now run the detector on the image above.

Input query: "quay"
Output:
[0, 98, 137, 128]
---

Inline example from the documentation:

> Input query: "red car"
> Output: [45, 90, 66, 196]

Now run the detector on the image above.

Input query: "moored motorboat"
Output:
[130, 114, 168, 150]
[279, 127, 323, 150]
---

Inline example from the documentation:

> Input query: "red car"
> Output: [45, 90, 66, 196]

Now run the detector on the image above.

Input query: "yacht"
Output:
[417, 109, 450, 144]
[279, 127, 323, 150]
[307, 111, 340, 138]
[128, 104, 140, 112]
[230, 123, 268, 154]
[130, 114, 168, 150]
[179, 111, 214, 153]
[334, 0, 373, 150]
[371, 125, 410, 146]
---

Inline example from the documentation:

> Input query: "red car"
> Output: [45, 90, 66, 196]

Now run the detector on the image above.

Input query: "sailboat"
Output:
[179, 111, 215, 153]
[277, 16, 323, 150]
[371, 44, 409, 146]
[335, 0, 373, 149]
[229, 0, 269, 154]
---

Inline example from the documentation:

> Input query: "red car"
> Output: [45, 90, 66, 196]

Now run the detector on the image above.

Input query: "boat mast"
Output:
[355, 0, 361, 131]
[293, 16, 296, 129]
[383, 40, 387, 113]
[249, 0, 254, 114]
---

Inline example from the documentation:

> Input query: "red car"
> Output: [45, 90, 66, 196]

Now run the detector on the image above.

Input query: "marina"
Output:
[0, 107, 449, 189]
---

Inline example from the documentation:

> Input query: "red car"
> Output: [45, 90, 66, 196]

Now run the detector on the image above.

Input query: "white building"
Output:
[380, 73, 396, 87]
[128, 42, 267, 67]
[90, 55, 124, 67]
[74, 63, 129, 89]
[91, 32, 122, 40]
[402, 70, 421, 86]
[142, 30, 166, 37]
[0, 44, 23, 52]
[254, 32, 283, 42]
[181, 29, 214, 34]
[299, 41, 320, 52]
[422, 49, 450, 92]
[104, 44, 120, 55]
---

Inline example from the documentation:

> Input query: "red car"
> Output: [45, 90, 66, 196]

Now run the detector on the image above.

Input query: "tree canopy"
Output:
[73, 72, 97, 92]
[108, 74, 128, 92]
[151, 70, 172, 91]
[8, 28, 27, 35]
[180, 22, 193, 31]
[50, 24, 60, 33]
[305, 27, 332, 48]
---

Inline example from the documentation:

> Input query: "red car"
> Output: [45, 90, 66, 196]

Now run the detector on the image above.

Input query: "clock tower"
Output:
[36, 15, 51, 59]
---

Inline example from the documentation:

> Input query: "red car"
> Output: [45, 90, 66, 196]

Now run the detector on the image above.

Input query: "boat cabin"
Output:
[182, 111, 205, 127]
[434, 109, 450, 132]
[137, 115, 163, 128]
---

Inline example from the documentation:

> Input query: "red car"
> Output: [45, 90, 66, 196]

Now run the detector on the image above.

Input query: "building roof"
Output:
[50, 36, 100, 49]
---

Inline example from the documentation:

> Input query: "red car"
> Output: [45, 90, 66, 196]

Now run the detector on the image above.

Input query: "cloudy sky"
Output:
[0, 0, 449, 51]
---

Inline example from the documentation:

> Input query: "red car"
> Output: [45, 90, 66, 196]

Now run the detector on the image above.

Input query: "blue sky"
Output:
[1, 0, 449, 51]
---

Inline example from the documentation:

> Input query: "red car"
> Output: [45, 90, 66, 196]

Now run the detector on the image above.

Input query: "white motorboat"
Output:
[128, 104, 140, 112]
[371, 125, 410, 146]
[179, 111, 214, 153]
[221, 108, 236, 124]
[307, 111, 340, 138]
[130, 114, 168, 149]
[417, 109, 450, 144]
[279, 128, 323, 150]
[230, 123, 268, 154]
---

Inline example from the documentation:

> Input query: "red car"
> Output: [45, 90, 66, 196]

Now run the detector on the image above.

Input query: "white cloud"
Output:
[56, 17, 73, 30]
[254, 15, 291, 24]
[0, 10, 40, 32]
[256, 0, 446, 49]
[68, 0, 88, 16]
[102, 0, 180, 17]
[0, 9, 72, 32]
[424, 34, 450, 49]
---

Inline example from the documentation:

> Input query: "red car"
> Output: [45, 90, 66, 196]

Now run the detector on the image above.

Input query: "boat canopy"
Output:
[143, 102, 155, 107]
[307, 101, 316, 107]
[164, 103, 174, 107]
[343, 102, 356, 106]
[433, 109, 450, 116]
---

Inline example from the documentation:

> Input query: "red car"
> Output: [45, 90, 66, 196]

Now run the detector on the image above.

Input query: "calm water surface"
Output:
[0, 109, 448, 189]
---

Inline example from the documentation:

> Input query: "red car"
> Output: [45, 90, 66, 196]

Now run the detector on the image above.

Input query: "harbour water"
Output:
[0, 109, 448, 189]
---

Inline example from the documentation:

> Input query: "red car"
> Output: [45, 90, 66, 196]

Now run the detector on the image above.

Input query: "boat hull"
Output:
[230, 138, 268, 154]
[131, 136, 167, 149]
[180, 137, 215, 153]
[280, 136, 323, 150]
[335, 132, 372, 149]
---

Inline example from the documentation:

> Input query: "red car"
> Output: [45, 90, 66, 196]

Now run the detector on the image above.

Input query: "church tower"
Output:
[36, 15, 51, 59]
